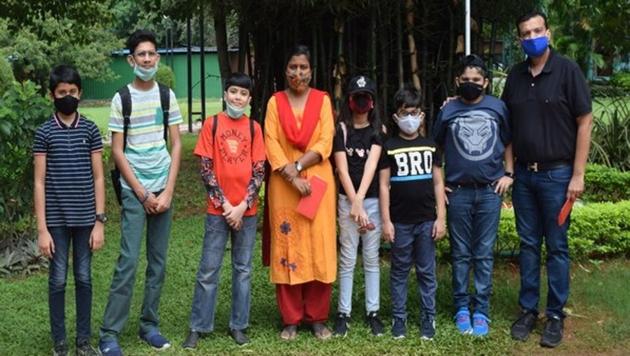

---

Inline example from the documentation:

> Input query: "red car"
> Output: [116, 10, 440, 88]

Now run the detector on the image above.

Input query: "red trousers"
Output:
[276, 281, 332, 325]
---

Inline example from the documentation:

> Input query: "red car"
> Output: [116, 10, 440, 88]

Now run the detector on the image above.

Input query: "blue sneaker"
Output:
[391, 317, 406, 339]
[454, 307, 472, 334]
[472, 312, 490, 337]
[139, 330, 171, 350]
[99, 339, 122, 356]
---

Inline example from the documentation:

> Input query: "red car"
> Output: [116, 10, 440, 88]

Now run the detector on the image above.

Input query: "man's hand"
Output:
[38, 229, 55, 258]
[567, 174, 585, 201]
[444, 186, 452, 205]
[432, 218, 446, 241]
[494, 176, 514, 195]
[90, 222, 105, 251]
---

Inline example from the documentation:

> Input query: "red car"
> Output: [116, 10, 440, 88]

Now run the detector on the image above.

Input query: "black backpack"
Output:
[110, 83, 171, 205]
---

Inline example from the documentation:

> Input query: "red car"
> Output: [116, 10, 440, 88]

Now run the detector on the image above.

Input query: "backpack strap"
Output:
[249, 118, 255, 155]
[117, 85, 132, 152]
[211, 114, 219, 143]
[158, 83, 170, 143]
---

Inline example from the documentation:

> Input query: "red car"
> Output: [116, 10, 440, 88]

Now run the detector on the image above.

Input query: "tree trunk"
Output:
[369, 0, 377, 82]
[488, 20, 497, 94]
[333, 16, 346, 105]
[211, 0, 231, 82]
[378, 0, 389, 115]
[237, 12, 248, 73]
[396, 0, 404, 89]
[405, 0, 421, 91]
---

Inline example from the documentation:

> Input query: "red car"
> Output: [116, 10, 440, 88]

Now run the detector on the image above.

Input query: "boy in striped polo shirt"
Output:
[34, 64, 105, 356]
[99, 30, 182, 356]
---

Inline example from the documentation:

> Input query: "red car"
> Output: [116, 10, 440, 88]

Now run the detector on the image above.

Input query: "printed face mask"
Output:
[396, 113, 422, 135]
[457, 82, 484, 101]
[521, 36, 549, 58]
[349, 93, 374, 114]
[286, 69, 311, 93]
[54, 95, 80, 115]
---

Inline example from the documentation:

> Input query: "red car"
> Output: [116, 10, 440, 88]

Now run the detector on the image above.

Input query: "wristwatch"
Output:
[96, 213, 108, 224]
[504, 171, 515, 179]
[295, 161, 304, 173]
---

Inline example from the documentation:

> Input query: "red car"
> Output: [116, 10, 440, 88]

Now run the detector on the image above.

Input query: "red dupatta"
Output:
[274, 89, 326, 152]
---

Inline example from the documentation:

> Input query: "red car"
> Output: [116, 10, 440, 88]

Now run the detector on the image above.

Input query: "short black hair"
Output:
[516, 10, 548, 35]
[457, 54, 488, 78]
[285, 45, 312, 67]
[126, 29, 158, 54]
[393, 87, 422, 110]
[49, 64, 82, 93]
[224, 72, 252, 92]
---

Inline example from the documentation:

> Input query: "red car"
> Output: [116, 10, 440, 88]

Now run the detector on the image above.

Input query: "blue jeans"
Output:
[390, 221, 437, 320]
[48, 226, 93, 344]
[100, 188, 173, 341]
[447, 184, 501, 317]
[189, 214, 257, 332]
[337, 195, 381, 316]
[513, 165, 572, 318]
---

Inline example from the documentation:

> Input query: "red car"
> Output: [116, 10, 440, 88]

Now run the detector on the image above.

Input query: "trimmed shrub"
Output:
[584, 164, 630, 202]
[610, 71, 630, 91]
[437, 200, 630, 260]
[156, 64, 175, 90]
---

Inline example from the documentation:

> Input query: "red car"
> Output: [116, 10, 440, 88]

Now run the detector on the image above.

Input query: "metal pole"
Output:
[200, 1, 206, 121]
[187, 15, 193, 132]
[465, 0, 471, 55]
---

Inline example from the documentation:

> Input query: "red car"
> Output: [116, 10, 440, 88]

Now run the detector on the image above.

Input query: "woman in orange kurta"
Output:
[264, 45, 336, 340]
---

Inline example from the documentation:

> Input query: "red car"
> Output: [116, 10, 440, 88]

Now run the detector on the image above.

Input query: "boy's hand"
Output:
[142, 192, 159, 214]
[440, 96, 458, 109]
[444, 186, 452, 205]
[38, 230, 55, 258]
[382, 221, 395, 242]
[155, 191, 173, 213]
[224, 201, 247, 229]
[90, 222, 105, 251]
[292, 177, 311, 196]
[494, 176, 513, 195]
[432, 217, 446, 241]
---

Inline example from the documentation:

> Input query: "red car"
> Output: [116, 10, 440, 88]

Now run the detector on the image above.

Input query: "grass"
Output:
[1, 135, 629, 355]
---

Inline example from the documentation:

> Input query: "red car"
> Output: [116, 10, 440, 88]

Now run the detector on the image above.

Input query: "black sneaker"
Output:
[391, 317, 406, 339]
[182, 331, 203, 350]
[53, 340, 69, 356]
[540, 315, 564, 348]
[366, 311, 384, 336]
[511, 310, 537, 341]
[229, 329, 250, 346]
[76, 340, 101, 356]
[333, 313, 350, 337]
[420, 314, 436, 340]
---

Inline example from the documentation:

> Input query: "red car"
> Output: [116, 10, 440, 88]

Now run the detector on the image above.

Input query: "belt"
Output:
[518, 160, 572, 172]
[446, 181, 493, 189]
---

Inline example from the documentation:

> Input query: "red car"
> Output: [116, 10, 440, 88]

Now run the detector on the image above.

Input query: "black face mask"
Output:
[457, 82, 484, 101]
[54, 95, 79, 115]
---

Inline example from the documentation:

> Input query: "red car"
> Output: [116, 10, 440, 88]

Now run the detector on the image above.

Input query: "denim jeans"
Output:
[48, 226, 93, 344]
[447, 184, 501, 317]
[189, 214, 257, 332]
[513, 164, 572, 318]
[100, 188, 173, 341]
[390, 221, 437, 320]
[336, 195, 381, 316]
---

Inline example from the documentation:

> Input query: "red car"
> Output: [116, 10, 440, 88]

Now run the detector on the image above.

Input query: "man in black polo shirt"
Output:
[501, 10, 593, 348]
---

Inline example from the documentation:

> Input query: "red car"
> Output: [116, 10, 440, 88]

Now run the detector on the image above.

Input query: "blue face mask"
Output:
[225, 101, 247, 119]
[133, 63, 158, 81]
[521, 36, 549, 58]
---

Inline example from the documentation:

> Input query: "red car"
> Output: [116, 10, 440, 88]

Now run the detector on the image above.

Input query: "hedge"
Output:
[583, 164, 630, 202]
[436, 200, 630, 260]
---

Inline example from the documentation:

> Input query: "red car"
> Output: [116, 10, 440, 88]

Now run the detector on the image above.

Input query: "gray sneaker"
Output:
[76, 340, 101, 356]
[52, 341, 68, 356]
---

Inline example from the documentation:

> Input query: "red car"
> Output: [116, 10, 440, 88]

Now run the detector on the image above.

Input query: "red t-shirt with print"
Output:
[194, 112, 265, 216]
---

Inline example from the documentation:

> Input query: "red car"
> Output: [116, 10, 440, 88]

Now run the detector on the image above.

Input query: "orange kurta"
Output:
[264, 92, 337, 285]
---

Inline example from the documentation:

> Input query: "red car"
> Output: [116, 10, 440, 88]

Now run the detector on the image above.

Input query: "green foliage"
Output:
[0, 56, 14, 96]
[0, 216, 46, 277]
[589, 95, 630, 171]
[0, 81, 50, 221]
[583, 164, 630, 202]
[156, 64, 176, 90]
[610, 71, 630, 90]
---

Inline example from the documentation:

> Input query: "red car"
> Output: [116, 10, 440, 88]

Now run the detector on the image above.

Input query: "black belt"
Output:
[446, 181, 493, 189]
[518, 160, 572, 172]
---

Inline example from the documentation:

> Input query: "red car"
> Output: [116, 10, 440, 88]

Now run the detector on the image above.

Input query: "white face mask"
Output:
[396, 114, 422, 135]
[225, 101, 246, 119]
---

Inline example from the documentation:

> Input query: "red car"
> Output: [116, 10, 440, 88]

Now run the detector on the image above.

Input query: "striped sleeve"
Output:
[33, 124, 48, 156]
[109, 93, 124, 133]
[89, 121, 104, 152]
[167, 89, 183, 125]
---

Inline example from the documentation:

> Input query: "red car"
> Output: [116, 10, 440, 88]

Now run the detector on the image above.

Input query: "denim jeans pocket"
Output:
[546, 167, 572, 183]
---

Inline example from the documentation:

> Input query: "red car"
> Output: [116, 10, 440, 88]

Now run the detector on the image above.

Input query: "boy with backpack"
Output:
[99, 29, 182, 355]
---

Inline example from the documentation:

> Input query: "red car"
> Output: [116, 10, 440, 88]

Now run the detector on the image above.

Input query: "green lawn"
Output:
[1, 135, 629, 355]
